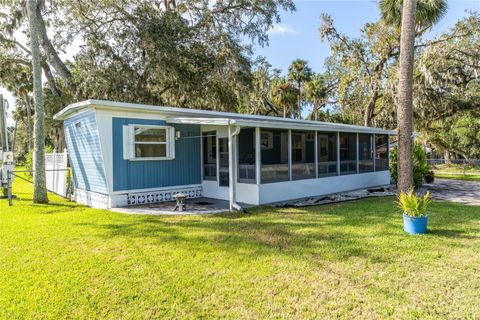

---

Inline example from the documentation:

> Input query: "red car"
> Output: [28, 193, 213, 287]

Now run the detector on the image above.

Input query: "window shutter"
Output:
[123, 125, 134, 160]
[168, 127, 176, 159]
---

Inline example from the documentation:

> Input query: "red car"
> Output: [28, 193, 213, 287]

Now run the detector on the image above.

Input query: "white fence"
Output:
[45, 149, 68, 197]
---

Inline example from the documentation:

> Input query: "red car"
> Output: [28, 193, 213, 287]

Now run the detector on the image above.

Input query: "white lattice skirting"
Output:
[126, 186, 203, 206]
[74, 186, 203, 208]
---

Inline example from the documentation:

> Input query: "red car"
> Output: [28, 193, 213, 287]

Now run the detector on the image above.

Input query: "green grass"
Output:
[434, 172, 480, 181]
[1, 178, 480, 319]
[432, 164, 480, 181]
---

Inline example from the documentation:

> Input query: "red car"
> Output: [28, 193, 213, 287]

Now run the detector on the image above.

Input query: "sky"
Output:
[1, 0, 479, 120]
[257, 0, 479, 74]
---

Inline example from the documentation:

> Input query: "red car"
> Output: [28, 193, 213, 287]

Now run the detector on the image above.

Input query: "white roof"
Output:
[54, 99, 396, 135]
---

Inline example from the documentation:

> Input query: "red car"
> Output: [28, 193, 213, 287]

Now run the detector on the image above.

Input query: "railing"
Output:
[292, 162, 315, 180]
[238, 164, 255, 183]
[340, 160, 357, 175]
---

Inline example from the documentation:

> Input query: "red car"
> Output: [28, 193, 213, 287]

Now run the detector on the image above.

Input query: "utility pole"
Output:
[0, 94, 8, 152]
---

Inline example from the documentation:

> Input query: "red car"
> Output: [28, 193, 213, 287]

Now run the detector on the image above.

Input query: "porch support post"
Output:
[314, 131, 318, 178]
[255, 127, 261, 185]
[288, 129, 292, 181]
[356, 132, 360, 174]
[337, 132, 341, 176]
[387, 136, 390, 169]
[228, 124, 239, 211]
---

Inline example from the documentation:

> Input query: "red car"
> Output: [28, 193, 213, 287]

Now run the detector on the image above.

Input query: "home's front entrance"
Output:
[218, 137, 229, 187]
[201, 128, 231, 201]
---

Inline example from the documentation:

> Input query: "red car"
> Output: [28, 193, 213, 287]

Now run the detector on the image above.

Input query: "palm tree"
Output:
[27, 0, 48, 203]
[380, 0, 447, 194]
[305, 74, 327, 120]
[0, 65, 34, 151]
[269, 77, 297, 118]
[288, 59, 312, 119]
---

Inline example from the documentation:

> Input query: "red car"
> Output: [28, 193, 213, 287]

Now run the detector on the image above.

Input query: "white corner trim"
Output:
[74, 189, 110, 209]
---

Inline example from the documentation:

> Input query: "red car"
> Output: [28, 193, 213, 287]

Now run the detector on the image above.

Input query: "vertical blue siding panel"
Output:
[64, 110, 108, 194]
[112, 118, 201, 191]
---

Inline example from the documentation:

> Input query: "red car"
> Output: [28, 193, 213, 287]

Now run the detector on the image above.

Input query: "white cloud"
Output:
[268, 23, 297, 36]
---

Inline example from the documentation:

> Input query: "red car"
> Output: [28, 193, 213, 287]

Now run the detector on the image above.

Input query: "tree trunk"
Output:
[27, 0, 48, 204]
[35, 0, 73, 89]
[313, 103, 319, 120]
[444, 150, 452, 164]
[297, 80, 301, 119]
[397, 0, 416, 194]
[364, 90, 379, 127]
[396, 0, 416, 194]
[23, 93, 33, 151]
[164, 0, 176, 11]
[41, 59, 60, 96]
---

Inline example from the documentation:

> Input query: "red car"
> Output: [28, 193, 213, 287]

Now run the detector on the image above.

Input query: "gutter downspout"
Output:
[228, 121, 242, 211]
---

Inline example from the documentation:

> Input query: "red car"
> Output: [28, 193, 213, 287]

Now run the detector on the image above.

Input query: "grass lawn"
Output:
[1, 178, 480, 319]
[432, 164, 480, 181]
[434, 172, 480, 181]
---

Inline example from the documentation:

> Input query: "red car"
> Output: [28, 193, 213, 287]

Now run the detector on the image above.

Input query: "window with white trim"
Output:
[123, 125, 175, 160]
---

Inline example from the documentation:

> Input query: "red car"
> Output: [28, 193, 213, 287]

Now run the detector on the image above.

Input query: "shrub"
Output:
[397, 190, 431, 217]
[25, 146, 55, 176]
[424, 170, 435, 184]
[390, 144, 430, 188]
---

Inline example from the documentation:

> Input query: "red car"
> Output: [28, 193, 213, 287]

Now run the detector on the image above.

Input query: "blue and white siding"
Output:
[111, 118, 201, 191]
[64, 109, 110, 207]
[93, 109, 203, 208]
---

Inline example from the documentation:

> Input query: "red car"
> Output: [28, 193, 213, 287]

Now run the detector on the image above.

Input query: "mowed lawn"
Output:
[433, 164, 480, 181]
[1, 179, 480, 319]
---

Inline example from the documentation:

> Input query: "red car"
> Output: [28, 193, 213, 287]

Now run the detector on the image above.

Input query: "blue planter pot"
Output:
[403, 213, 428, 234]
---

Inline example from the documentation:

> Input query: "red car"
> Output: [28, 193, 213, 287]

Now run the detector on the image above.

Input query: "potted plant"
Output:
[397, 190, 431, 234]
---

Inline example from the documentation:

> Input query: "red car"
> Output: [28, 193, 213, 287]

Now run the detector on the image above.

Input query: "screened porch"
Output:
[201, 127, 390, 186]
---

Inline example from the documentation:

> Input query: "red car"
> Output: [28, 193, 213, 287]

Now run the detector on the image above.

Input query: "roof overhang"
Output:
[166, 117, 234, 126]
[165, 117, 396, 134]
[54, 99, 397, 135]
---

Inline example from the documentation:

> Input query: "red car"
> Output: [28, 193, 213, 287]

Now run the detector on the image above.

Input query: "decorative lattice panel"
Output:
[127, 186, 203, 205]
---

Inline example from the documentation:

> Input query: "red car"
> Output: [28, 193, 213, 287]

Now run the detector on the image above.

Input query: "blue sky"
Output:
[1, 0, 479, 115]
[256, 0, 479, 74]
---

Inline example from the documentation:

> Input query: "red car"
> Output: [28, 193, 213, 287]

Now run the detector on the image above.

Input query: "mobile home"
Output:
[54, 100, 394, 209]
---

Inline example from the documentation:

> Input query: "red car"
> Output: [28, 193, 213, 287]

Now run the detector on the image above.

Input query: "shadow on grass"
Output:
[427, 228, 478, 239]
[70, 198, 476, 263]
[30, 195, 476, 265]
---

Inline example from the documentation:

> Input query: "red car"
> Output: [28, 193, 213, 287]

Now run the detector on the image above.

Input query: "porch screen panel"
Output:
[317, 132, 337, 177]
[202, 131, 216, 180]
[359, 133, 374, 173]
[340, 132, 357, 175]
[291, 131, 315, 180]
[375, 134, 389, 171]
[261, 129, 289, 183]
[238, 128, 256, 183]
